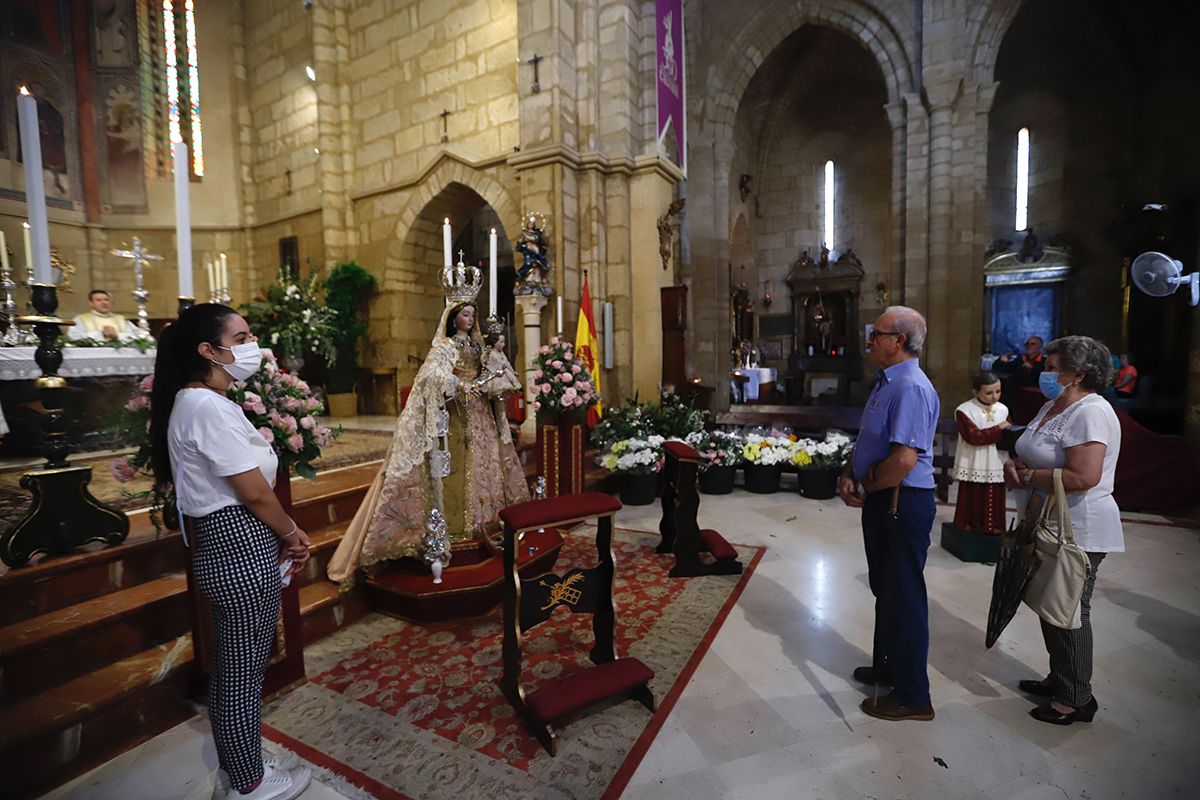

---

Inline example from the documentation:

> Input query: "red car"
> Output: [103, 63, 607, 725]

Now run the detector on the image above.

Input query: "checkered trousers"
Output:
[192, 504, 282, 791]
[1040, 551, 1106, 708]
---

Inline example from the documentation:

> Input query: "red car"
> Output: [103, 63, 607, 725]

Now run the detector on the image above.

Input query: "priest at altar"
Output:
[67, 289, 138, 341]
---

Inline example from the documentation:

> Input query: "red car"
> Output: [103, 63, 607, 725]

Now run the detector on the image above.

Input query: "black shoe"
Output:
[1029, 696, 1098, 725]
[1018, 678, 1056, 697]
[852, 666, 893, 687]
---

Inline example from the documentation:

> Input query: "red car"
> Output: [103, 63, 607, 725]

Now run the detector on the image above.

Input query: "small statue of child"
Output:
[952, 371, 1011, 534]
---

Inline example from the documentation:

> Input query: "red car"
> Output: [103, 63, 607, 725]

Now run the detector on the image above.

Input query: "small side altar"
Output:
[786, 249, 865, 404]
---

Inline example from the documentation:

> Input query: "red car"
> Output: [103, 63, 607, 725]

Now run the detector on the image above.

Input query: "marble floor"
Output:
[41, 485, 1200, 800]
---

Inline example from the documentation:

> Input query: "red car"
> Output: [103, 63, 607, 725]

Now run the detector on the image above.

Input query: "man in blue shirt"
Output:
[839, 306, 940, 721]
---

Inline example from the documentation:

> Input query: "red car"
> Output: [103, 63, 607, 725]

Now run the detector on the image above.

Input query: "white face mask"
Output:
[212, 341, 261, 382]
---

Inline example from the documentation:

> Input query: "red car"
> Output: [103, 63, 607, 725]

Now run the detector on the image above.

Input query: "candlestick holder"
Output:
[220, 287, 231, 305]
[1, 259, 32, 346]
[178, 296, 195, 316]
[1, 283, 129, 567]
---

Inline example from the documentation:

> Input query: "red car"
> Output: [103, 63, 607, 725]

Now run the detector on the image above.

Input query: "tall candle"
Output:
[488, 227, 498, 317]
[16, 88, 51, 284]
[206, 260, 216, 295]
[22, 222, 31, 274]
[556, 296, 563, 335]
[0, 231, 9, 272]
[219, 253, 228, 291]
[173, 142, 193, 297]
[443, 218, 452, 268]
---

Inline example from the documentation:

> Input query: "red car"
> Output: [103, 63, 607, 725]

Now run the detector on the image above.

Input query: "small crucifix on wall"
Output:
[285, 168, 293, 196]
[528, 53, 543, 94]
[440, 109, 451, 143]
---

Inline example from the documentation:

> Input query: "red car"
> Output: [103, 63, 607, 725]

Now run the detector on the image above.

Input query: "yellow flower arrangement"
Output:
[742, 441, 762, 462]
[791, 449, 813, 468]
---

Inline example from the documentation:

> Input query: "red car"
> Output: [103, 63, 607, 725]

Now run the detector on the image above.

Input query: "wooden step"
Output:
[0, 533, 185, 628]
[298, 580, 370, 646]
[291, 521, 351, 591]
[0, 636, 195, 800]
[0, 573, 189, 706]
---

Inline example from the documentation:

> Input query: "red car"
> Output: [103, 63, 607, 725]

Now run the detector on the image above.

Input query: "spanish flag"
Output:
[574, 273, 603, 426]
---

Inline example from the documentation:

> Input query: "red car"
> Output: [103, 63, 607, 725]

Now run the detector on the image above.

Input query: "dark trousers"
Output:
[862, 488, 936, 708]
[1041, 551, 1106, 708]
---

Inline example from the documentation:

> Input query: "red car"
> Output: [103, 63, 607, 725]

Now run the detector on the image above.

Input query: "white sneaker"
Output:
[216, 753, 285, 797]
[229, 764, 293, 800]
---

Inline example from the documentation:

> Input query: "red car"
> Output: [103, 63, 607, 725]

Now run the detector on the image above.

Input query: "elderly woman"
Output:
[1004, 336, 1123, 725]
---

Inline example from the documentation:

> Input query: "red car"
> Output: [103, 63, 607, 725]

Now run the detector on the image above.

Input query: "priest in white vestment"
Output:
[68, 289, 138, 341]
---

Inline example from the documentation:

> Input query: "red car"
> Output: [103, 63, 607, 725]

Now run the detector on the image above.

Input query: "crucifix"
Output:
[110, 237, 162, 337]
[440, 108, 451, 143]
[285, 168, 293, 196]
[528, 53, 543, 94]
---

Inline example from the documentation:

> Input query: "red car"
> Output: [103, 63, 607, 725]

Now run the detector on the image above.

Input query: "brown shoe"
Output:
[861, 693, 935, 721]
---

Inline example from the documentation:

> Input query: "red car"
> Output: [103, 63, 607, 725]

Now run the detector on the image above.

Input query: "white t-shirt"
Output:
[168, 388, 278, 518]
[1014, 393, 1124, 553]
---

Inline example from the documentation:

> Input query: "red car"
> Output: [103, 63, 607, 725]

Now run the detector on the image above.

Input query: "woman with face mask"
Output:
[1002, 335, 1123, 727]
[149, 304, 312, 800]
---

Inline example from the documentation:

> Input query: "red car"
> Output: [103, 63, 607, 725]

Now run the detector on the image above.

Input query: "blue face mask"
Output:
[1039, 371, 1064, 400]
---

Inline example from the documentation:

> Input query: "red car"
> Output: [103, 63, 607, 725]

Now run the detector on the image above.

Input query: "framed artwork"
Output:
[759, 339, 783, 360]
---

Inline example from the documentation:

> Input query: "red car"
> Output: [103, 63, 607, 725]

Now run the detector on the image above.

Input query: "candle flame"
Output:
[23, 222, 30, 229]
[18, 85, 29, 96]
[444, 218, 449, 224]
[490, 227, 496, 234]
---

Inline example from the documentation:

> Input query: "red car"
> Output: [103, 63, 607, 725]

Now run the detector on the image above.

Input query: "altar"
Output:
[0, 347, 156, 456]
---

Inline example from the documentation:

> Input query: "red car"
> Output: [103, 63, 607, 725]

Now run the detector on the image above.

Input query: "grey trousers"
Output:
[1040, 551, 1106, 708]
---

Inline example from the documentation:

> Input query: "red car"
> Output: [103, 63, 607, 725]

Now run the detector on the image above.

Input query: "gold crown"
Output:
[441, 252, 483, 305]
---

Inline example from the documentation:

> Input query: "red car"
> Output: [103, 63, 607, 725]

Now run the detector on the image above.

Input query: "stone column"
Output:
[311, 1, 353, 266]
[516, 293, 549, 441]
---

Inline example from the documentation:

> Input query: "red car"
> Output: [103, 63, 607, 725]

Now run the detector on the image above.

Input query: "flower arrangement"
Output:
[528, 336, 599, 422]
[741, 433, 798, 466]
[240, 265, 339, 371]
[650, 390, 707, 440]
[589, 396, 654, 451]
[795, 431, 854, 470]
[597, 434, 665, 475]
[106, 374, 176, 532]
[686, 429, 745, 470]
[227, 351, 340, 479]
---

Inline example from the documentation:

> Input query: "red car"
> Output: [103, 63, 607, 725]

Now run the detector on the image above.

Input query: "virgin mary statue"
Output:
[328, 262, 530, 583]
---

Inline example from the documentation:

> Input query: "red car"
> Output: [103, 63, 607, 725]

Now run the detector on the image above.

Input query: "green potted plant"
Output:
[323, 260, 377, 417]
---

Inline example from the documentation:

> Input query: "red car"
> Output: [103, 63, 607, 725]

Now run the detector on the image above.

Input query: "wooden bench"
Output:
[498, 493, 654, 755]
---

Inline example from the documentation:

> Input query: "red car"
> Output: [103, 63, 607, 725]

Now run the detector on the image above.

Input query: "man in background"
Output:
[68, 289, 137, 341]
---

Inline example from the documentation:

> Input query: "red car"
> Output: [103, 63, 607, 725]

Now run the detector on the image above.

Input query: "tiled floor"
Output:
[40, 483, 1200, 800]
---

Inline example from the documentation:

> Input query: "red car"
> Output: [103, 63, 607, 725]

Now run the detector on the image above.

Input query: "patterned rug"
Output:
[262, 527, 764, 800]
[0, 429, 392, 520]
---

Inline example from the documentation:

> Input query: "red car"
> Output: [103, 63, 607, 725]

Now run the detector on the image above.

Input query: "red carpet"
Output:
[262, 527, 763, 799]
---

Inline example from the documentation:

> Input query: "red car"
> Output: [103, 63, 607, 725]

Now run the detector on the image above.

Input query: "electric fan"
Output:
[1130, 252, 1199, 307]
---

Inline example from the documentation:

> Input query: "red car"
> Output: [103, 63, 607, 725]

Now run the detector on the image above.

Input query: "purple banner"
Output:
[656, 0, 685, 172]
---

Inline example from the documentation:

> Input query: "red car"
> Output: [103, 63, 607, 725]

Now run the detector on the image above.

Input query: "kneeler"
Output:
[658, 441, 743, 577]
[498, 493, 655, 756]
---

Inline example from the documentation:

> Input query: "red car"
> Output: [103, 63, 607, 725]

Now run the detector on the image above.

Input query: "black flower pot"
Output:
[699, 464, 736, 494]
[743, 463, 782, 494]
[799, 467, 839, 499]
[619, 471, 659, 505]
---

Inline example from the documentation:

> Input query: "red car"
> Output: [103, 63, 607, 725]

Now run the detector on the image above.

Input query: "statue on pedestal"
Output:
[327, 260, 530, 583]
[515, 212, 553, 295]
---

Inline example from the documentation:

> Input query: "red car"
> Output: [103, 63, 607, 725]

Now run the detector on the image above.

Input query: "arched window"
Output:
[1014, 127, 1029, 231]
[163, 0, 203, 176]
[824, 160, 835, 248]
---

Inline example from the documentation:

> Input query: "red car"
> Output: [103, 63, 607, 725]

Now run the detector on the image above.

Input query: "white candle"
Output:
[173, 142, 193, 297]
[219, 253, 228, 291]
[443, 218, 452, 268]
[206, 260, 216, 295]
[16, 88, 51, 285]
[556, 295, 563, 335]
[22, 222, 31, 273]
[0, 231, 8, 272]
[488, 227, 498, 317]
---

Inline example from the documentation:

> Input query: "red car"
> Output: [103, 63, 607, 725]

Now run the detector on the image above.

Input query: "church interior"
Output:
[1, 1, 1198, 798]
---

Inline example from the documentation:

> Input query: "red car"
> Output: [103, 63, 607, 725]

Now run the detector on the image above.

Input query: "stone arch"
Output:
[965, 0, 1028, 86]
[699, 0, 916, 143]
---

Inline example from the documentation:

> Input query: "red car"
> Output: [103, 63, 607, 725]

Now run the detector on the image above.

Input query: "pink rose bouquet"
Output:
[528, 336, 598, 423]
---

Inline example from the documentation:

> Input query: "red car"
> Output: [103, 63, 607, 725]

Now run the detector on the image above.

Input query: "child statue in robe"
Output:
[327, 272, 530, 584]
[951, 371, 1011, 534]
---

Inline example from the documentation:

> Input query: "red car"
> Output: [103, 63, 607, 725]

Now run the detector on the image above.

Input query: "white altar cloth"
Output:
[0, 347, 156, 382]
[734, 367, 777, 400]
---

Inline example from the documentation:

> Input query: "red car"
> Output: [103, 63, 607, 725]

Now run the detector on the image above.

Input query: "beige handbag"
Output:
[1021, 468, 1090, 629]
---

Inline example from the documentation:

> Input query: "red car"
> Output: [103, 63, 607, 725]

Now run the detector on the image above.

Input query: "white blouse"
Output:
[168, 388, 278, 518]
[1014, 394, 1124, 553]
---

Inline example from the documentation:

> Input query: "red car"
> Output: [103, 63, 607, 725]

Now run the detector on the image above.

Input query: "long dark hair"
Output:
[149, 304, 238, 486]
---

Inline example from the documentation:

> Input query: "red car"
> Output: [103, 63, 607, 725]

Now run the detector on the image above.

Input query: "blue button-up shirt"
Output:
[851, 358, 939, 489]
